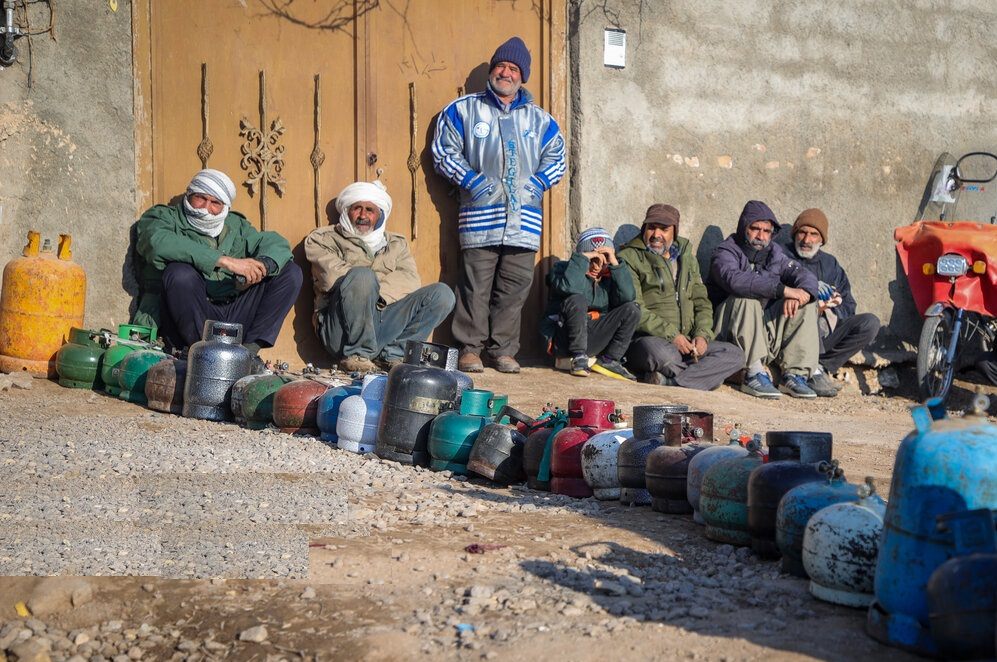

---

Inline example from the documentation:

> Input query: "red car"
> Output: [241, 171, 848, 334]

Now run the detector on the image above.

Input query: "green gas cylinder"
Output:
[100, 324, 156, 397]
[55, 328, 109, 389]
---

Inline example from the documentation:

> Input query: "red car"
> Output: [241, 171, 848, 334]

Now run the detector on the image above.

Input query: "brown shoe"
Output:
[458, 352, 484, 373]
[339, 355, 377, 374]
[492, 355, 521, 374]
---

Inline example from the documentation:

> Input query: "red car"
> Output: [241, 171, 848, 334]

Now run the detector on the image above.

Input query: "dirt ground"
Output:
[2, 361, 996, 661]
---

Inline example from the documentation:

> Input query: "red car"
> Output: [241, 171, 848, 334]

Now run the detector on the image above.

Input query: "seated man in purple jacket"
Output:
[708, 200, 822, 399]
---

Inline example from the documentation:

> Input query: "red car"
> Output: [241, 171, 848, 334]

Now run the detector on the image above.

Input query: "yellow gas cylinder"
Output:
[0, 231, 87, 378]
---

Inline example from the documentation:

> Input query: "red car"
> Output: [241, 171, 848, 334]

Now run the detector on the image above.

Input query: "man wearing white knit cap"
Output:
[133, 168, 302, 358]
[304, 180, 455, 373]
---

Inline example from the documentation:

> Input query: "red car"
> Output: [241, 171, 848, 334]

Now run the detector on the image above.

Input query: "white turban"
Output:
[183, 169, 237, 237]
[335, 180, 392, 252]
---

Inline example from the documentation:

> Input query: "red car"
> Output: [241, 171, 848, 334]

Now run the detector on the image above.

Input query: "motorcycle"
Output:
[895, 151, 997, 402]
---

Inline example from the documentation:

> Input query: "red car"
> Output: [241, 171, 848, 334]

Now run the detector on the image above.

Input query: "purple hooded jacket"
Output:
[708, 200, 819, 308]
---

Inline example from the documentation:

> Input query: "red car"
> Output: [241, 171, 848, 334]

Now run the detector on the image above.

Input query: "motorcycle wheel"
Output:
[917, 313, 956, 402]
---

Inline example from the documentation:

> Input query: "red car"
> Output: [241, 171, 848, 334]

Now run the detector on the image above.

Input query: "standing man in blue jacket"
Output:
[432, 36, 566, 374]
[708, 200, 821, 399]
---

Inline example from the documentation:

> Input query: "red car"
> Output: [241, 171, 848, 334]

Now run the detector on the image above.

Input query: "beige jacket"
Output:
[304, 225, 422, 321]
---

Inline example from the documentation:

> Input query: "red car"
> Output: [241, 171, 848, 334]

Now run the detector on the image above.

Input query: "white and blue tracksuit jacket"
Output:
[432, 84, 566, 251]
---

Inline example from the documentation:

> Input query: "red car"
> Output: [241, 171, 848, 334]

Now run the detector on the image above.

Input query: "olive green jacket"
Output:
[132, 202, 294, 330]
[617, 234, 715, 342]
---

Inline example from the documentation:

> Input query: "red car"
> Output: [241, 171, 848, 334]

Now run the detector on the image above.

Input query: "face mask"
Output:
[183, 195, 228, 238]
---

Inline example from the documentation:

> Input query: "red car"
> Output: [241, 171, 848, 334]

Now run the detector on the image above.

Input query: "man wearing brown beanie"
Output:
[618, 204, 744, 390]
[786, 208, 880, 395]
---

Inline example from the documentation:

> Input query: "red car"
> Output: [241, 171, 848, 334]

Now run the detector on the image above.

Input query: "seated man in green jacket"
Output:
[619, 204, 744, 390]
[540, 227, 640, 380]
[133, 169, 302, 356]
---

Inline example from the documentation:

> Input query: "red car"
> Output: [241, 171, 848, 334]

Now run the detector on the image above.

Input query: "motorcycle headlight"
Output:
[936, 253, 969, 277]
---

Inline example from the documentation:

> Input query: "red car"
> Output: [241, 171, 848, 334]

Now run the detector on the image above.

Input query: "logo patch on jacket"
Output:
[473, 122, 490, 138]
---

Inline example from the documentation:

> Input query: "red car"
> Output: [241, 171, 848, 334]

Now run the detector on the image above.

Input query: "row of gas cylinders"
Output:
[52, 322, 997, 660]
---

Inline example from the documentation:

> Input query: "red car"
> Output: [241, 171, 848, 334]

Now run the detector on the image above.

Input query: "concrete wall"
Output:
[4, 0, 997, 361]
[569, 0, 997, 356]
[0, 0, 135, 330]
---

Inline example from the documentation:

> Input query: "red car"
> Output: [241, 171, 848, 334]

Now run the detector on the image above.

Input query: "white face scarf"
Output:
[335, 181, 393, 252]
[182, 169, 237, 238]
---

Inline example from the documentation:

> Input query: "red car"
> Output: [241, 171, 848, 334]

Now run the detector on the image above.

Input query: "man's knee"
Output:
[161, 262, 202, 290]
[275, 261, 304, 291]
[559, 293, 589, 322]
[425, 282, 456, 312]
[618, 301, 641, 323]
[339, 267, 380, 299]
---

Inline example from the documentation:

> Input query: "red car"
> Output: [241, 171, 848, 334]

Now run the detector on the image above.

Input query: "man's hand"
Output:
[782, 286, 812, 318]
[595, 245, 618, 266]
[692, 336, 708, 357]
[673, 333, 695, 355]
[217, 256, 267, 288]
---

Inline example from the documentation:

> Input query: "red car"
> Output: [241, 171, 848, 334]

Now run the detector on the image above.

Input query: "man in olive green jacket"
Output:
[134, 169, 301, 356]
[618, 204, 744, 390]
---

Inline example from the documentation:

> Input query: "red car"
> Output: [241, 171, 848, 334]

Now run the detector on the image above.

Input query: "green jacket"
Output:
[132, 202, 294, 329]
[617, 234, 715, 342]
[539, 252, 636, 341]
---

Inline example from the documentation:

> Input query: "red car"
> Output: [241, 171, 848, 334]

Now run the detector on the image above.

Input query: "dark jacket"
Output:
[539, 252, 636, 340]
[618, 234, 715, 342]
[132, 202, 294, 329]
[786, 245, 858, 319]
[708, 200, 818, 307]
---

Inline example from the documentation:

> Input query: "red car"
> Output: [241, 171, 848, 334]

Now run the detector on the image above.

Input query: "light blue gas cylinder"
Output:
[867, 395, 997, 656]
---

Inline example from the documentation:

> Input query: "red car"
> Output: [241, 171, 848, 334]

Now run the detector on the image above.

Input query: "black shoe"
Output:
[641, 371, 677, 386]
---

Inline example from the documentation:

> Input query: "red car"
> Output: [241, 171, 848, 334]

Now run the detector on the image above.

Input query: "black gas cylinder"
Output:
[747, 430, 832, 558]
[467, 406, 535, 485]
[375, 340, 459, 467]
[182, 320, 252, 422]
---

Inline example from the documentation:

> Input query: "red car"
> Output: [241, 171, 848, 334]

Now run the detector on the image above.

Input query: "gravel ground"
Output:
[0, 369, 935, 662]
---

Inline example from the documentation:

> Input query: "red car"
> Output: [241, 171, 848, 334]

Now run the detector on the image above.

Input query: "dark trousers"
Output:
[551, 295, 640, 361]
[452, 246, 536, 359]
[820, 312, 880, 373]
[626, 336, 745, 391]
[316, 267, 455, 362]
[159, 261, 302, 352]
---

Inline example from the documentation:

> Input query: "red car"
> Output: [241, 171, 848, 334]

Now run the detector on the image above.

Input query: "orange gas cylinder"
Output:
[0, 232, 86, 378]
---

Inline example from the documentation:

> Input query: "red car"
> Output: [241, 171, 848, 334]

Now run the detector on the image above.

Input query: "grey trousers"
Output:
[713, 296, 819, 377]
[626, 336, 745, 391]
[316, 267, 455, 363]
[452, 246, 536, 359]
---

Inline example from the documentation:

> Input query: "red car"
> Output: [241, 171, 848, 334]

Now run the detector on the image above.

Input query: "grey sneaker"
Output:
[641, 371, 677, 386]
[740, 372, 782, 399]
[780, 373, 818, 399]
[808, 371, 839, 398]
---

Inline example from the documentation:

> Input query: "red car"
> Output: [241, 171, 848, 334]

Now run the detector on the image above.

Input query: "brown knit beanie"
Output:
[791, 208, 828, 245]
[643, 204, 680, 228]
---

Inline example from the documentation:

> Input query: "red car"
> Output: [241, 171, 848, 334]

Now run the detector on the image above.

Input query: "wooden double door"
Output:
[133, 0, 567, 365]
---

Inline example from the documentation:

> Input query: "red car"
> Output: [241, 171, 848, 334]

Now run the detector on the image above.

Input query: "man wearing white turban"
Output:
[304, 180, 456, 373]
[133, 168, 302, 357]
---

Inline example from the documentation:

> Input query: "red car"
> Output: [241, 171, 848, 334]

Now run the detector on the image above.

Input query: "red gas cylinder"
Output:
[272, 379, 331, 435]
[550, 398, 615, 497]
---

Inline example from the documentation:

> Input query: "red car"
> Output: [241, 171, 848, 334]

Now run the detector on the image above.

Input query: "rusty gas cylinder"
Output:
[272, 378, 331, 435]
[144, 356, 187, 415]
[644, 411, 714, 514]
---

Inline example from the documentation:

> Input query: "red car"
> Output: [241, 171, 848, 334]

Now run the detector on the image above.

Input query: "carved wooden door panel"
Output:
[134, 1, 566, 366]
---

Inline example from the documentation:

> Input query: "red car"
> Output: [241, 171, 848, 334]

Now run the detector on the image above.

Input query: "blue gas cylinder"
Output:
[316, 381, 363, 444]
[867, 395, 997, 656]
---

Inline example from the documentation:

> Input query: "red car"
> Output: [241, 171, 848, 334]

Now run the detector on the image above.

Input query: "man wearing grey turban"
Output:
[133, 168, 302, 358]
[304, 180, 455, 373]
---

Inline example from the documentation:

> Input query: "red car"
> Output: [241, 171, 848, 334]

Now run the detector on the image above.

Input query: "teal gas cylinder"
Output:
[428, 389, 494, 474]
[117, 347, 167, 404]
[699, 437, 766, 546]
[55, 327, 108, 389]
[687, 429, 751, 525]
[867, 395, 997, 656]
